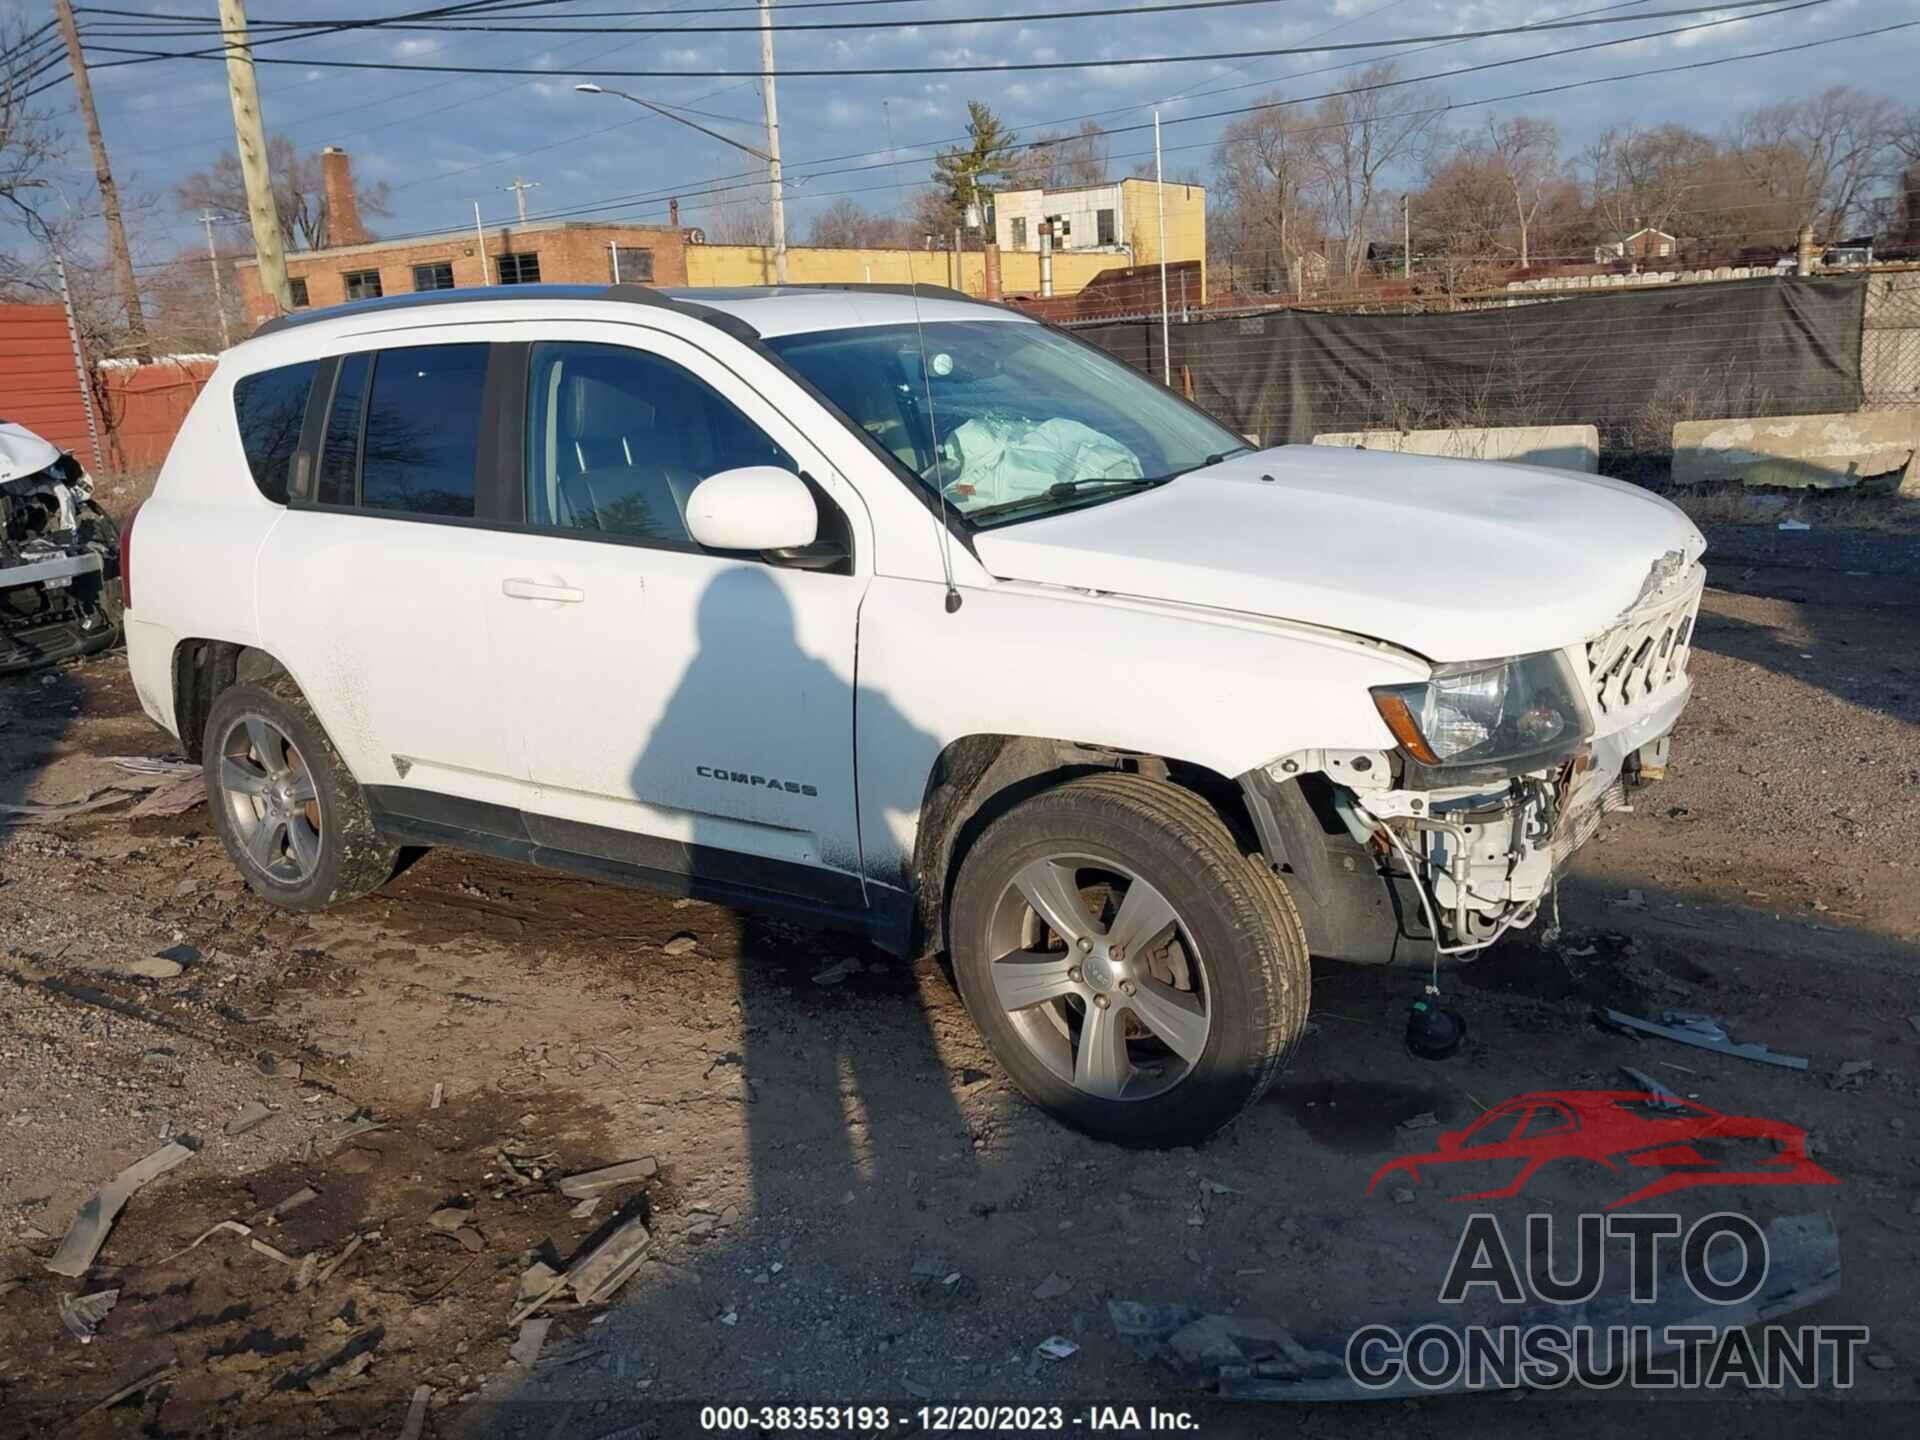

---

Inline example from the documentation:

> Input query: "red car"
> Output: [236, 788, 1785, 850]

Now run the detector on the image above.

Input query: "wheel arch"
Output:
[905, 733, 1261, 958]
[169, 638, 296, 762]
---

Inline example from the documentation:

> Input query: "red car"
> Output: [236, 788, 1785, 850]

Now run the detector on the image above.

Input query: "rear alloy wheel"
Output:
[951, 773, 1310, 1146]
[204, 680, 399, 911]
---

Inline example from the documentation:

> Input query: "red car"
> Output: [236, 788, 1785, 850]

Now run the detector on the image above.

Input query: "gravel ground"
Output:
[1, 548, 1917, 1439]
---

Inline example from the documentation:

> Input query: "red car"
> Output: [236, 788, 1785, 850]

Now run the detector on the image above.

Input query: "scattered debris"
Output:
[249, 1237, 294, 1266]
[1866, 1353, 1895, 1372]
[1035, 1335, 1079, 1361]
[1601, 1008, 1808, 1070]
[509, 1317, 553, 1368]
[427, 1205, 473, 1232]
[46, 1140, 196, 1276]
[570, 1196, 602, 1220]
[1620, 1066, 1687, 1111]
[517, 1261, 560, 1302]
[106, 755, 202, 778]
[0, 787, 142, 821]
[155, 942, 201, 965]
[719, 1309, 739, 1326]
[73, 1363, 180, 1422]
[266, 1186, 319, 1222]
[127, 773, 208, 818]
[399, 1384, 433, 1440]
[662, 934, 700, 956]
[1033, 1272, 1073, 1301]
[57, 1288, 119, 1344]
[1396, 1111, 1439, 1133]
[225, 1101, 273, 1136]
[512, 1214, 653, 1324]
[811, 957, 864, 987]
[1777, 518, 1812, 531]
[1391, 1188, 1416, 1205]
[454, 1227, 485, 1253]
[1610, 889, 1647, 910]
[430, 1082, 444, 1110]
[123, 956, 185, 980]
[315, 1234, 365, 1287]
[155, 1219, 252, 1265]
[557, 1157, 659, 1199]
[1833, 1058, 1875, 1091]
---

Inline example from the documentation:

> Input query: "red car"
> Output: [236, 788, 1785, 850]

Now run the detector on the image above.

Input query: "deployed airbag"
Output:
[938, 415, 1142, 508]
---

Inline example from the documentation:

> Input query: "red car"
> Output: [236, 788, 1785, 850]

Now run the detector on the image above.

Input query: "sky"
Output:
[6, 0, 1917, 270]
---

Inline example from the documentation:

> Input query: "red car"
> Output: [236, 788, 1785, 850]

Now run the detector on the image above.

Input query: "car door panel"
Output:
[485, 327, 872, 907]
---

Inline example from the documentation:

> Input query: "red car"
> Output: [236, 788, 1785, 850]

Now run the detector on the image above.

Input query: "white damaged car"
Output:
[1, 420, 123, 675]
[122, 284, 1703, 1144]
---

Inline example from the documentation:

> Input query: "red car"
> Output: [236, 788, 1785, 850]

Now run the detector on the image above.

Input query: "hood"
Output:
[969, 445, 1706, 663]
[0, 421, 69, 486]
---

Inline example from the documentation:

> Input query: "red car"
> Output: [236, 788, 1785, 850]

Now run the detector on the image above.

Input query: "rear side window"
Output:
[316, 353, 369, 507]
[360, 344, 489, 518]
[232, 360, 319, 504]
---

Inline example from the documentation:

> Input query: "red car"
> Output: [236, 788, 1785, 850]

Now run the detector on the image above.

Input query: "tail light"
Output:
[119, 505, 137, 613]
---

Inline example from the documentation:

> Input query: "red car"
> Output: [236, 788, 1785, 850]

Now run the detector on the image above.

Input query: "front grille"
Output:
[1584, 565, 1704, 720]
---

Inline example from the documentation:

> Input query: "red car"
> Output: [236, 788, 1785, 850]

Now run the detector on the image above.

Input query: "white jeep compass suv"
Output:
[124, 284, 1704, 1144]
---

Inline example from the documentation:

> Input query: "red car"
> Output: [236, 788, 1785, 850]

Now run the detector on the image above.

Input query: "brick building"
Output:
[235, 216, 693, 324]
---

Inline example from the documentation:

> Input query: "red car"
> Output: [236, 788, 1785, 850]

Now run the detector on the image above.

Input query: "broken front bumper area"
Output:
[1, 460, 122, 677]
[1241, 680, 1689, 966]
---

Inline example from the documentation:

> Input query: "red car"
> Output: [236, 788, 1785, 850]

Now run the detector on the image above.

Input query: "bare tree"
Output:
[1, 17, 61, 242]
[696, 178, 775, 246]
[806, 196, 921, 248]
[1731, 87, 1902, 240]
[1307, 65, 1441, 282]
[1484, 116, 1559, 268]
[1211, 103, 1323, 292]
[1585, 123, 1716, 248]
[1013, 120, 1110, 191]
[176, 135, 391, 252]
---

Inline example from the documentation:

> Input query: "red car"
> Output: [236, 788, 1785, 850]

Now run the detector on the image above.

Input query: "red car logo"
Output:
[1368, 1091, 1838, 1210]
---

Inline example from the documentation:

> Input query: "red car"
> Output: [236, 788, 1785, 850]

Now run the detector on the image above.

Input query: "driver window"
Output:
[525, 341, 796, 545]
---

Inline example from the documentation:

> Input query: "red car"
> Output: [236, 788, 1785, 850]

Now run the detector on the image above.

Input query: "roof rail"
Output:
[248, 282, 761, 342]
[782, 282, 976, 303]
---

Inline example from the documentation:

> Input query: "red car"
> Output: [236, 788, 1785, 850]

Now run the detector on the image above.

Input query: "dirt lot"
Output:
[1, 521, 1917, 1439]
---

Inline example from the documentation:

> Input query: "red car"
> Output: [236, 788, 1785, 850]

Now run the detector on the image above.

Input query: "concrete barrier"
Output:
[1671, 412, 1920, 494]
[1312, 424, 1600, 473]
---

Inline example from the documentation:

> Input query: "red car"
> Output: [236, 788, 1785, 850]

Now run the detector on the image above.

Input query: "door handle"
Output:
[502, 577, 585, 603]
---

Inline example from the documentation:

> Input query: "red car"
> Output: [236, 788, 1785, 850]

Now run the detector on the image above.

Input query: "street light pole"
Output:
[757, 0, 788, 284]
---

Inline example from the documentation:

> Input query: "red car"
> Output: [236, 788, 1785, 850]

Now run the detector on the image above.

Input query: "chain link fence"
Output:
[1862, 269, 1920, 410]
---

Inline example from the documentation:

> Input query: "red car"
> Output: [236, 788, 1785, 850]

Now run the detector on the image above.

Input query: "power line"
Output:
[72, 2, 1813, 81]
[225, 8, 1884, 256]
[81, 0, 1327, 39]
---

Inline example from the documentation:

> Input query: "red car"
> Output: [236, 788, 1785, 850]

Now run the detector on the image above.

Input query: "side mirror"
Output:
[685, 466, 818, 552]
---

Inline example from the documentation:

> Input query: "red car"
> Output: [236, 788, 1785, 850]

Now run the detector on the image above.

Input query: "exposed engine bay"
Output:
[0, 420, 123, 675]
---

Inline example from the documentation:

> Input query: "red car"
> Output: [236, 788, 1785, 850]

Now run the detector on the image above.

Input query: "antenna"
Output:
[885, 98, 962, 615]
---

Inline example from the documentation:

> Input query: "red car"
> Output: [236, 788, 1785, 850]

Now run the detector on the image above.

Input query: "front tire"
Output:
[204, 680, 399, 911]
[950, 773, 1310, 1146]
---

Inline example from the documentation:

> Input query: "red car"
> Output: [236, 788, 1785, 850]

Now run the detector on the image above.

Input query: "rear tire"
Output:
[204, 680, 399, 911]
[950, 772, 1310, 1146]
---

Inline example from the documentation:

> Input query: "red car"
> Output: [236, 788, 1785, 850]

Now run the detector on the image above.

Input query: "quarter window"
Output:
[232, 360, 320, 504]
[412, 261, 456, 291]
[342, 269, 383, 300]
[524, 341, 795, 545]
[316, 353, 369, 507]
[359, 344, 489, 517]
[497, 252, 542, 285]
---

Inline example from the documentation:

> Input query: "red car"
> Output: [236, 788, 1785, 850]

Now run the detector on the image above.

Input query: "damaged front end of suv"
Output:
[1243, 552, 1704, 965]
[0, 421, 123, 676]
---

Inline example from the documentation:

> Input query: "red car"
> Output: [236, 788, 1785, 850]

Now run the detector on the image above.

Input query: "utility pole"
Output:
[199, 212, 232, 349]
[1154, 110, 1170, 386]
[217, 0, 290, 315]
[502, 176, 540, 223]
[52, 0, 146, 349]
[757, 0, 787, 284]
[1402, 195, 1411, 281]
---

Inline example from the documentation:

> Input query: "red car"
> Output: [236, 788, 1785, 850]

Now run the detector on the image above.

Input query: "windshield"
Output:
[765, 319, 1245, 526]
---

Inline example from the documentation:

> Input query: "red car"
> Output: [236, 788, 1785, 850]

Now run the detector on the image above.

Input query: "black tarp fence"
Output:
[1072, 276, 1867, 476]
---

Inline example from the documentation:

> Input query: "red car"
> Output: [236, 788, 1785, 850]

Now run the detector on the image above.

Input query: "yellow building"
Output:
[683, 243, 1122, 298]
[989, 178, 1206, 270]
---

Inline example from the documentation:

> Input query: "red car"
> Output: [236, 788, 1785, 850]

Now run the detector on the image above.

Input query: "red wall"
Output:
[97, 358, 216, 472]
[0, 303, 97, 468]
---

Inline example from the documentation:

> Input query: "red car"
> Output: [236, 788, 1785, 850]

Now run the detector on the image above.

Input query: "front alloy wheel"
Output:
[951, 773, 1311, 1146]
[986, 856, 1212, 1102]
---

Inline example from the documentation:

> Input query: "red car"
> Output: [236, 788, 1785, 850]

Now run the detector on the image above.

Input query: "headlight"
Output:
[1371, 651, 1589, 769]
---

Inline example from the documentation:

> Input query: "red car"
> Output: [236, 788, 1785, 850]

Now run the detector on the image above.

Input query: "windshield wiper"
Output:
[965, 474, 1170, 524]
